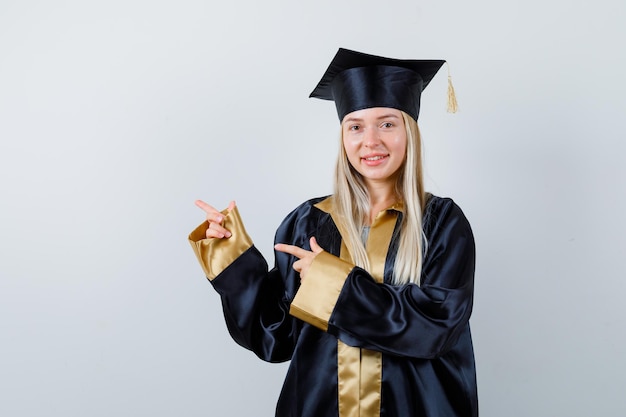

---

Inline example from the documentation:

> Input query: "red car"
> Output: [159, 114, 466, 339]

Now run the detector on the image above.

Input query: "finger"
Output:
[274, 243, 310, 259]
[309, 236, 324, 254]
[227, 200, 236, 212]
[195, 200, 230, 224]
[206, 211, 225, 225]
[206, 230, 231, 239]
[206, 228, 226, 239]
[291, 259, 303, 273]
[206, 222, 232, 239]
[208, 222, 231, 238]
[195, 200, 219, 214]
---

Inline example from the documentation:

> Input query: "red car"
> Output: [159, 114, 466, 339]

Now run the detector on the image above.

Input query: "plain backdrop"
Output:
[1, 0, 625, 416]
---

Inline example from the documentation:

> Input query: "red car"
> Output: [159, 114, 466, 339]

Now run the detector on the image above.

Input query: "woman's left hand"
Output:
[275, 237, 324, 280]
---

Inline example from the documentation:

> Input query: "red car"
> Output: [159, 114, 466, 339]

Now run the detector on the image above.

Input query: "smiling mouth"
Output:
[363, 155, 387, 161]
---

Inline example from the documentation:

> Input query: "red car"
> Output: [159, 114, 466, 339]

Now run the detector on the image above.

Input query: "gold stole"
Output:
[315, 199, 398, 417]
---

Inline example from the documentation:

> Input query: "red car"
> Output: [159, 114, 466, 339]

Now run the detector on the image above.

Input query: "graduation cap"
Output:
[310, 48, 456, 121]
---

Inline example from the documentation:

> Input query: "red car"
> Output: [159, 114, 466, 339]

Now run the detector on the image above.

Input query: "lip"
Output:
[361, 153, 389, 166]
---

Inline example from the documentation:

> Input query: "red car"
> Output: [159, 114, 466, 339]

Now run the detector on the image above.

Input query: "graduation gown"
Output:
[188, 195, 478, 417]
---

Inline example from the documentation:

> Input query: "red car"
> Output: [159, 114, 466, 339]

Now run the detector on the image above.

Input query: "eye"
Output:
[349, 125, 361, 131]
[381, 122, 394, 128]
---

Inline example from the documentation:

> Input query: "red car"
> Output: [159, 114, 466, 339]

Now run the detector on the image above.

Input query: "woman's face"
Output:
[342, 107, 407, 187]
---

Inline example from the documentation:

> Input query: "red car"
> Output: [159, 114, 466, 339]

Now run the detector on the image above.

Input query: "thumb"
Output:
[309, 236, 324, 254]
[227, 200, 236, 212]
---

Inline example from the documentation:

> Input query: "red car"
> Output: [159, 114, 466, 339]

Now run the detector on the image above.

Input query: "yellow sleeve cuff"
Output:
[289, 251, 354, 331]
[187, 206, 253, 281]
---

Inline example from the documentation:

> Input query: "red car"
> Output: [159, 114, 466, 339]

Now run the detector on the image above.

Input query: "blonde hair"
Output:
[333, 111, 427, 285]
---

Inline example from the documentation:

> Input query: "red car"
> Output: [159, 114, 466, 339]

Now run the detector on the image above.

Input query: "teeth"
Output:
[365, 155, 385, 161]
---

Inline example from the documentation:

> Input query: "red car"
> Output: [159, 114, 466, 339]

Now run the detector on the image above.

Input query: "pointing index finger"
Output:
[195, 200, 219, 214]
[274, 243, 309, 259]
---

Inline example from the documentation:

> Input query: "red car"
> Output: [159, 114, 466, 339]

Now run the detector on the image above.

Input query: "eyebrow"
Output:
[343, 113, 401, 124]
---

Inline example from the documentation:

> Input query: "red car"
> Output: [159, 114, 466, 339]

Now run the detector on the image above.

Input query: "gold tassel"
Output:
[446, 62, 458, 113]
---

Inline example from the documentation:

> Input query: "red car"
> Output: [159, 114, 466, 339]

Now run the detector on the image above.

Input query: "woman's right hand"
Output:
[194, 200, 236, 239]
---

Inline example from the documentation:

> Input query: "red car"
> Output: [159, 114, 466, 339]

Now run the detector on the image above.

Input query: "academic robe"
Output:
[188, 195, 478, 417]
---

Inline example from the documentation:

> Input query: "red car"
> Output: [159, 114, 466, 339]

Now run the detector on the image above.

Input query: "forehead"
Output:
[341, 107, 403, 123]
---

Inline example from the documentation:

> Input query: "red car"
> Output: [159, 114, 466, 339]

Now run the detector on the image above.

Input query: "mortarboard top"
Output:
[310, 48, 451, 122]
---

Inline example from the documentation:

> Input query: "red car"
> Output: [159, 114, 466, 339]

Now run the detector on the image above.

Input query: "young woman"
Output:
[189, 48, 477, 417]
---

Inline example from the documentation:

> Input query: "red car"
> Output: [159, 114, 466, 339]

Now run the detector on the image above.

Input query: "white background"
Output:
[1, 0, 625, 416]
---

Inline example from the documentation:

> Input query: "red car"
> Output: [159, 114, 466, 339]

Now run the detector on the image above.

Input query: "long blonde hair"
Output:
[332, 111, 427, 285]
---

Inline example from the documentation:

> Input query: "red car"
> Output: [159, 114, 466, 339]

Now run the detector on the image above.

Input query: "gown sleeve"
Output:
[188, 205, 308, 363]
[290, 199, 475, 360]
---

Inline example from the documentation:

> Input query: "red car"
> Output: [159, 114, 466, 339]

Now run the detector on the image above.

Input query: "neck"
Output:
[365, 181, 396, 225]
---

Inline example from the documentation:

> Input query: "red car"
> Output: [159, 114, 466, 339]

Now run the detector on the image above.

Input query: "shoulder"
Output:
[423, 194, 474, 239]
[424, 194, 470, 220]
[283, 196, 331, 219]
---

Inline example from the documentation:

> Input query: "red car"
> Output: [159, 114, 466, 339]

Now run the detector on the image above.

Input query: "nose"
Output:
[363, 128, 382, 148]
